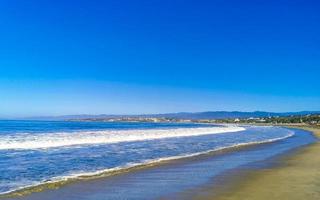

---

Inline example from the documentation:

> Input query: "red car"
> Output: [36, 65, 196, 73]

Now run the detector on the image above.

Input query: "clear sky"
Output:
[0, 0, 319, 117]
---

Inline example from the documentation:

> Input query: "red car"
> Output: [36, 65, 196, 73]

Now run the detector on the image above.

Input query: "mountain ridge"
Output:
[11, 111, 320, 121]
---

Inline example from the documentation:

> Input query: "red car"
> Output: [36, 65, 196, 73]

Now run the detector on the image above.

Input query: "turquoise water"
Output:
[0, 121, 311, 197]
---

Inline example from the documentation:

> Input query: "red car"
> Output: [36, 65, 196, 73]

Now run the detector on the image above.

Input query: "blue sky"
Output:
[0, 0, 319, 116]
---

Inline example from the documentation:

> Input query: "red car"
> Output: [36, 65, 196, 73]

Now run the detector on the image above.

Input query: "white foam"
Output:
[0, 126, 245, 150]
[0, 130, 294, 196]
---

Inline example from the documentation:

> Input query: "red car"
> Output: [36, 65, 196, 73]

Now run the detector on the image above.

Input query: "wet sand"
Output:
[3, 127, 316, 200]
[190, 126, 320, 200]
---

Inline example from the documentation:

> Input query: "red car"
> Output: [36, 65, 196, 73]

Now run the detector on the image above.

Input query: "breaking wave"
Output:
[0, 126, 245, 150]
[0, 130, 294, 197]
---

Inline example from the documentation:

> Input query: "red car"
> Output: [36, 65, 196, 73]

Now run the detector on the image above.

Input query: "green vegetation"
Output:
[263, 115, 320, 124]
[212, 114, 320, 126]
[70, 114, 320, 126]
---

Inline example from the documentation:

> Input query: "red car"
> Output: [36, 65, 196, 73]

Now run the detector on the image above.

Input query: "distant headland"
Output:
[13, 111, 320, 126]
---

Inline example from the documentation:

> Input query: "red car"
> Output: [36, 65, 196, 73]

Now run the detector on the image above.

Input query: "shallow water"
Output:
[0, 121, 314, 199]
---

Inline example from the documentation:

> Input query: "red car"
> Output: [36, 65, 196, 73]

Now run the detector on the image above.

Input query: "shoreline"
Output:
[1, 128, 292, 198]
[1, 125, 316, 199]
[188, 125, 320, 200]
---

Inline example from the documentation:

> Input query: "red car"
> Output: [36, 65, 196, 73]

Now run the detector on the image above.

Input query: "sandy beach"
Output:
[2, 125, 316, 200]
[2, 0, 319, 199]
[190, 126, 320, 200]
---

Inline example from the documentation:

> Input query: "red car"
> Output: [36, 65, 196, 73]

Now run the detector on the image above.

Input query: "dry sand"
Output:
[192, 126, 320, 200]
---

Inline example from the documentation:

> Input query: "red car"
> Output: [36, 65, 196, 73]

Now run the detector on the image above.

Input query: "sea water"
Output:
[0, 120, 304, 195]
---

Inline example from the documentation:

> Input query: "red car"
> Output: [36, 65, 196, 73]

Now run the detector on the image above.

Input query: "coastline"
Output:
[2, 126, 315, 200]
[189, 126, 320, 200]
[1, 128, 292, 198]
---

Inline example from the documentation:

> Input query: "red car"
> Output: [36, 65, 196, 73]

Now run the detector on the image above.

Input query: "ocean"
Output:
[0, 120, 315, 198]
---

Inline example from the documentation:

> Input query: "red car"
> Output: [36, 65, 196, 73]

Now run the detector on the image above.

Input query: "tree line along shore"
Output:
[70, 114, 320, 127]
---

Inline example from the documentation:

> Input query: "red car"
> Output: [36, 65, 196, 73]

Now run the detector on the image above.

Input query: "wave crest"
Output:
[0, 126, 245, 150]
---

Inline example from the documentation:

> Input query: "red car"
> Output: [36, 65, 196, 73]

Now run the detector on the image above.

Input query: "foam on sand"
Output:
[0, 129, 294, 197]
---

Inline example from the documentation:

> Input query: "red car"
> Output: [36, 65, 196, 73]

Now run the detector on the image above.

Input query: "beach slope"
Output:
[193, 126, 320, 200]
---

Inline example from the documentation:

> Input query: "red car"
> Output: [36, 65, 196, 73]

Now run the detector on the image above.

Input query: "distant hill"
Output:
[15, 111, 320, 121]
[138, 111, 320, 120]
